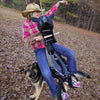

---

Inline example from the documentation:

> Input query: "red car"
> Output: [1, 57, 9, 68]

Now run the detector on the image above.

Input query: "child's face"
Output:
[31, 11, 41, 18]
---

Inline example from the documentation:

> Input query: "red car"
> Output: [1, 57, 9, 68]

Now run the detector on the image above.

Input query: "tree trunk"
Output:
[77, 6, 81, 27]
[90, 11, 96, 31]
[87, 10, 94, 31]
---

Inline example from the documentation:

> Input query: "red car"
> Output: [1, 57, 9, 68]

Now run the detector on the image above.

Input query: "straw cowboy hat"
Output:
[22, 3, 44, 17]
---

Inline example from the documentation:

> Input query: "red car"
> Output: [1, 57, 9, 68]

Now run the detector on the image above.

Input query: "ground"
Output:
[0, 6, 100, 100]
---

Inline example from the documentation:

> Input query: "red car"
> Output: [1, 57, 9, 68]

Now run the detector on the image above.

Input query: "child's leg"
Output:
[34, 48, 56, 98]
[53, 44, 81, 88]
[53, 43, 77, 73]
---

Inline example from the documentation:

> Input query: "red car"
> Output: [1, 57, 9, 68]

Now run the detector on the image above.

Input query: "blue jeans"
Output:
[53, 43, 77, 73]
[34, 43, 77, 98]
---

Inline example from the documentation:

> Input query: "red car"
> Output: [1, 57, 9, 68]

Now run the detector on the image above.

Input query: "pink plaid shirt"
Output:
[22, 5, 58, 50]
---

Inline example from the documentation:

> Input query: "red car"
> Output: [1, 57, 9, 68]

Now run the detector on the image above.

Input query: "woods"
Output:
[42, 0, 100, 33]
[0, 0, 100, 33]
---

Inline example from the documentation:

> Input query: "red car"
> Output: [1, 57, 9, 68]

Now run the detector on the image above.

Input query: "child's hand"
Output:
[60, 0, 68, 5]
[56, 0, 68, 7]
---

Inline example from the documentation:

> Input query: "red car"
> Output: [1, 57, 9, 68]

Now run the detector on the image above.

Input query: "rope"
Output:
[24, 0, 28, 5]
[39, 0, 43, 15]
[45, 47, 53, 67]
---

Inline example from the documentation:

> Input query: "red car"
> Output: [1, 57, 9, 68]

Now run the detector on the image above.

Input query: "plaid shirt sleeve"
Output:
[22, 22, 30, 42]
[44, 4, 58, 16]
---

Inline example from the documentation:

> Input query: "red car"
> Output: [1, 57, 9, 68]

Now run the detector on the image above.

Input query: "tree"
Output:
[5, 0, 13, 5]
[24, 0, 39, 5]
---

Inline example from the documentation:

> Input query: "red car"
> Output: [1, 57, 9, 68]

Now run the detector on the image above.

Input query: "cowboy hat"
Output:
[22, 3, 44, 17]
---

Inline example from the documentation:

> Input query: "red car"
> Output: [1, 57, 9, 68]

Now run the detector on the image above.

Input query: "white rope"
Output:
[24, 0, 28, 5]
[40, 0, 43, 15]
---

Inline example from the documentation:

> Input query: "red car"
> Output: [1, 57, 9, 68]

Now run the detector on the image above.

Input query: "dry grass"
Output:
[0, 6, 100, 100]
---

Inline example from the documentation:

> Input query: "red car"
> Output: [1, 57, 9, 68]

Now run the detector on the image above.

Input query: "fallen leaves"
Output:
[0, 6, 100, 100]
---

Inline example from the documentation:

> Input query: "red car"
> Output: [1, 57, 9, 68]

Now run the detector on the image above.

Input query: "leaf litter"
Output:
[0, 6, 100, 100]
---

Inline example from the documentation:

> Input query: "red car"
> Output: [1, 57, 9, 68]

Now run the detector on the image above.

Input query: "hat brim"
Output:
[22, 9, 43, 17]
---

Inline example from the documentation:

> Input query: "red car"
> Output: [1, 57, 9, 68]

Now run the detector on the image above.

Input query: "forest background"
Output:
[0, 0, 100, 33]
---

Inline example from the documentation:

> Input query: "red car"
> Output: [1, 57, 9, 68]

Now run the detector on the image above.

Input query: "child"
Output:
[22, 1, 81, 99]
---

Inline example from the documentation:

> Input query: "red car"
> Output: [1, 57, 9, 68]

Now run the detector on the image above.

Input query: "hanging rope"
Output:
[24, 0, 28, 5]
[39, 0, 43, 15]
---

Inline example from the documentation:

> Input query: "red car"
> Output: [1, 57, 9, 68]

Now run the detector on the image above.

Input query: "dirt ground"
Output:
[0, 6, 100, 100]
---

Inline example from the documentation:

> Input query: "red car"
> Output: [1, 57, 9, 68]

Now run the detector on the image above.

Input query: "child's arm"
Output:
[22, 23, 30, 43]
[44, 5, 57, 17]
[44, 1, 68, 16]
